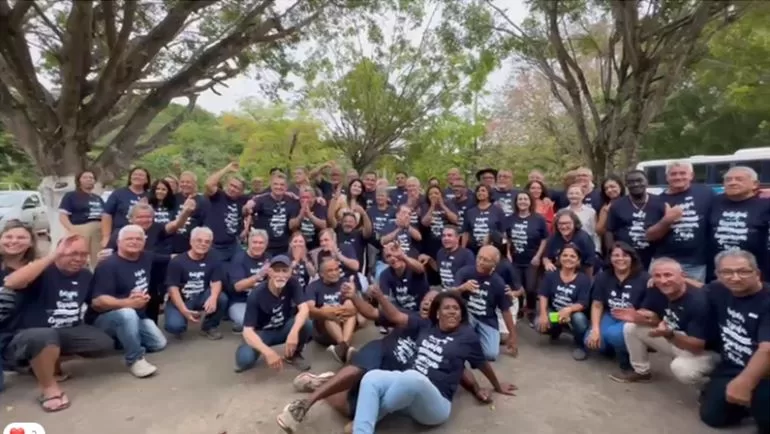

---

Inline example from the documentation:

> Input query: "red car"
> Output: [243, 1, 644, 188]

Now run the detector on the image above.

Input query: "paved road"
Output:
[1, 324, 753, 434]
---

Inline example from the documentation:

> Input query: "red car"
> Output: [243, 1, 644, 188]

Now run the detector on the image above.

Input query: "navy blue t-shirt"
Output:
[17, 265, 92, 329]
[172, 194, 209, 254]
[152, 205, 175, 225]
[206, 190, 248, 247]
[462, 205, 506, 252]
[89, 252, 154, 320]
[406, 318, 486, 401]
[227, 250, 270, 303]
[452, 195, 476, 229]
[307, 279, 343, 307]
[367, 206, 396, 242]
[607, 195, 664, 267]
[165, 252, 223, 301]
[544, 230, 596, 268]
[379, 312, 432, 371]
[538, 271, 591, 311]
[337, 229, 366, 267]
[436, 247, 476, 290]
[251, 194, 300, 251]
[298, 204, 328, 249]
[591, 270, 650, 311]
[292, 258, 312, 289]
[454, 265, 512, 328]
[706, 282, 770, 375]
[709, 195, 770, 273]
[420, 202, 458, 254]
[389, 187, 408, 207]
[492, 188, 520, 218]
[642, 286, 709, 340]
[507, 213, 548, 265]
[378, 267, 429, 312]
[655, 185, 714, 264]
[59, 191, 104, 225]
[0, 267, 21, 332]
[103, 187, 146, 231]
[242, 278, 308, 330]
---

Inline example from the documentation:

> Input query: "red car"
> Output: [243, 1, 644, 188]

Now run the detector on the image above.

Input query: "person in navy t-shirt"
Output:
[203, 162, 249, 262]
[227, 229, 271, 332]
[617, 257, 717, 384]
[454, 245, 517, 361]
[606, 170, 662, 269]
[699, 250, 770, 433]
[246, 173, 301, 256]
[102, 167, 150, 241]
[58, 170, 105, 267]
[378, 242, 429, 312]
[422, 226, 475, 291]
[352, 291, 515, 433]
[2, 235, 113, 412]
[379, 205, 422, 259]
[462, 184, 506, 254]
[171, 171, 209, 254]
[90, 224, 168, 379]
[164, 226, 228, 340]
[544, 209, 596, 276]
[288, 232, 316, 289]
[536, 245, 592, 360]
[586, 242, 651, 373]
[290, 186, 328, 251]
[307, 257, 360, 364]
[644, 162, 714, 282]
[234, 256, 314, 373]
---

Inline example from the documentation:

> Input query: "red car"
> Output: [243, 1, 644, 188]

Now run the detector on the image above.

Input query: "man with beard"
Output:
[234, 256, 313, 373]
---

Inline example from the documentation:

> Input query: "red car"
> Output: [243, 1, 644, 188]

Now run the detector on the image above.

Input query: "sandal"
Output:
[38, 393, 71, 413]
[55, 371, 71, 383]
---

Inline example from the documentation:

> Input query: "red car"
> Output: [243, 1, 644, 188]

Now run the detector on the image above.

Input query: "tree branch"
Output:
[101, 0, 117, 50]
[58, 1, 94, 142]
[9, 0, 33, 26]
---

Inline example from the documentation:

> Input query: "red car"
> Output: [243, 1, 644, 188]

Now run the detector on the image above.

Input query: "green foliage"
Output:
[0, 126, 38, 189]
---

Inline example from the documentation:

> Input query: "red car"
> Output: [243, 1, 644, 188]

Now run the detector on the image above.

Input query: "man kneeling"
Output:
[614, 258, 718, 384]
[234, 255, 313, 372]
[2, 235, 113, 412]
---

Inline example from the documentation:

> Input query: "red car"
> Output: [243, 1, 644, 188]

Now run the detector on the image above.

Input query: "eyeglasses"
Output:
[716, 269, 755, 278]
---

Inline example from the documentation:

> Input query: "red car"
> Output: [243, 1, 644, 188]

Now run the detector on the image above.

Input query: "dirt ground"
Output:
[1, 323, 754, 434]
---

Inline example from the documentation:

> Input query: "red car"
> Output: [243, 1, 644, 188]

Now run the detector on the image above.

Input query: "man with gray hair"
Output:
[164, 226, 228, 340]
[645, 161, 714, 281]
[708, 166, 770, 279]
[699, 249, 769, 433]
[88, 224, 167, 378]
[614, 257, 717, 384]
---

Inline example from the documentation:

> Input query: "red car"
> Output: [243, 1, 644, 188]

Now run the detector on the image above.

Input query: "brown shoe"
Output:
[609, 370, 652, 383]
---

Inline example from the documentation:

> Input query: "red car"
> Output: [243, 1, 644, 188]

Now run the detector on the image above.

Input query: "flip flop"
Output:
[55, 372, 71, 382]
[38, 393, 71, 413]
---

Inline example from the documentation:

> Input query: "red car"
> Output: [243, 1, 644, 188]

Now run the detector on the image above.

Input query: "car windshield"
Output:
[0, 193, 25, 208]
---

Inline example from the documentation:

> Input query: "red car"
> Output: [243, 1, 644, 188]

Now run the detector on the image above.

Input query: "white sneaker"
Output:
[129, 358, 158, 378]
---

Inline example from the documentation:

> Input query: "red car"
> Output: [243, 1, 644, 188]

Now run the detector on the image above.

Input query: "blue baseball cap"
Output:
[270, 255, 292, 268]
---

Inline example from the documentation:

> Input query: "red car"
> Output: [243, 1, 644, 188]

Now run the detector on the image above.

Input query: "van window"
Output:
[644, 166, 665, 186]
[692, 164, 708, 183]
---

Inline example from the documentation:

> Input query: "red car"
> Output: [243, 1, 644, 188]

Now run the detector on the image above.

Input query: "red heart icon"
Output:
[9, 427, 26, 434]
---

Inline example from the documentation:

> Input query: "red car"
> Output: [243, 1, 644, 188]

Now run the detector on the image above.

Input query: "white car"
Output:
[0, 191, 50, 235]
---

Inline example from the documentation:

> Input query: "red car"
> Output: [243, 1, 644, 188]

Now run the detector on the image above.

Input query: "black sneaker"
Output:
[285, 354, 311, 372]
[331, 342, 349, 364]
[276, 399, 309, 433]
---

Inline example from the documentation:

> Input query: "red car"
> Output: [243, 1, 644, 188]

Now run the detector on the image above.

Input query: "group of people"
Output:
[0, 159, 768, 434]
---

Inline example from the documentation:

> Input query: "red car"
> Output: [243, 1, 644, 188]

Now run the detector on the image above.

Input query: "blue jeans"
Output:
[535, 311, 589, 348]
[94, 308, 167, 365]
[353, 369, 451, 434]
[234, 317, 313, 371]
[584, 313, 630, 370]
[228, 302, 247, 329]
[164, 290, 228, 335]
[469, 316, 500, 361]
[374, 261, 388, 282]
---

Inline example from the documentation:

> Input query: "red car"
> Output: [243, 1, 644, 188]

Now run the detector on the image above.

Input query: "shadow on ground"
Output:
[1, 323, 754, 434]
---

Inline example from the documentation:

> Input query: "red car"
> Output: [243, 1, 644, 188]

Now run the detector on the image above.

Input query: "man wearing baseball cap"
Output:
[234, 255, 313, 373]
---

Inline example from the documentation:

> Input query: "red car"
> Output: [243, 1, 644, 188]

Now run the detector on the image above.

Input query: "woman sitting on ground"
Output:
[352, 291, 516, 433]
